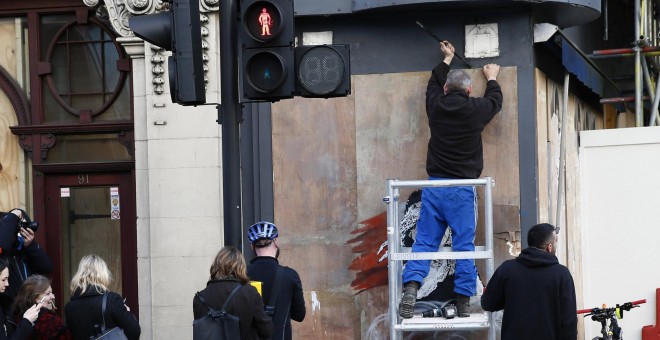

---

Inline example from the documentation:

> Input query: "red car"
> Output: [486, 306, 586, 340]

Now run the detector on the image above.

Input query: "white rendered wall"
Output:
[122, 11, 223, 339]
[579, 126, 660, 340]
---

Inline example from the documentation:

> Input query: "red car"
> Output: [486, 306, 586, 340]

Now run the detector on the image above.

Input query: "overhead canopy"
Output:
[535, 24, 620, 99]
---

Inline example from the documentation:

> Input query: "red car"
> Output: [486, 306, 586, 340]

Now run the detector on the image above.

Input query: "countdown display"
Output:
[295, 45, 351, 98]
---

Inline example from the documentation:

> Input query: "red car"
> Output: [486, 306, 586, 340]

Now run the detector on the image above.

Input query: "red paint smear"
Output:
[347, 212, 389, 294]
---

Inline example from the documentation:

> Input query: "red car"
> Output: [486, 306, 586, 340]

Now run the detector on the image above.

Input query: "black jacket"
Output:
[64, 286, 140, 340]
[481, 247, 578, 340]
[247, 257, 305, 340]
[193, 278, 273, 340]
[0, 302, 33, 340]
[425, 62, 503, 179]
[0, 213, 53, 300]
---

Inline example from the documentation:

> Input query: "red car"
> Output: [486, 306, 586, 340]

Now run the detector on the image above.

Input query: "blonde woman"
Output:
[193, 246, 273, 340]
[63, 255, 140, 340]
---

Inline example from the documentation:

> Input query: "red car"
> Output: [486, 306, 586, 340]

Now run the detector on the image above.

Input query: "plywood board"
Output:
[272, 94, 359, 338]
[0, 19, 21, 212]
[272, 67, 521, 338]
[535, 69, 606, 339]
[354, 72, 429, 221]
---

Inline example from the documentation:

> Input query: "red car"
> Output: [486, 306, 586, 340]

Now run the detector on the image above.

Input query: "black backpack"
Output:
[193, 284, 242, 340]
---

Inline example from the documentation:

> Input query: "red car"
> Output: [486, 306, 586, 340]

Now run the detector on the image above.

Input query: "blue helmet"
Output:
[247, 221, 279, 243]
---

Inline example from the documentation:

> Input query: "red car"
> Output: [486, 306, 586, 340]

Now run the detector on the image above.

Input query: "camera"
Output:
[20, 219, 39, 232]
[12, 209, 39, 232]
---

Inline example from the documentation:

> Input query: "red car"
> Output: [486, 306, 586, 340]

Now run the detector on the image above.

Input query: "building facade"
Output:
[0, 0, 642, 338]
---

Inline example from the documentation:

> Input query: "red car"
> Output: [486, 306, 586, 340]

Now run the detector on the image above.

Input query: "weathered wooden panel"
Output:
[272, 94, 359, 339]
[0, 19, 22, 212]
[273, 67, 520, 339]
[354, 72, 429, 220]
[535, 69, 605, 339]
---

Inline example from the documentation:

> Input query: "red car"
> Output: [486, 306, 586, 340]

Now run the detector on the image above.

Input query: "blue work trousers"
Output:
[402, 177, 478, 297]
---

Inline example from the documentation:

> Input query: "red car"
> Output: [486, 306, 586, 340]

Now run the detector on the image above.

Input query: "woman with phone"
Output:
[0, 259, 41, 340]
[64, 255, 140, 340]
[12, 274, 71, 339]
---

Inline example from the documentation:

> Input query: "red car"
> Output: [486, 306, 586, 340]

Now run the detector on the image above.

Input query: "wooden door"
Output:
[44, 172, 137, 315]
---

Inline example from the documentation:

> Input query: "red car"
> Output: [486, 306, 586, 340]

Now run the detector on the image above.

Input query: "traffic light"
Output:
[295, 44, 351, 98]
[129, 0, 206, 106]
[240, 0, 295, 101]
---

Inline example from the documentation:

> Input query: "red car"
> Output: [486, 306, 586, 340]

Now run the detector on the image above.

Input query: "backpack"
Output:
[193, 284, 242, 340]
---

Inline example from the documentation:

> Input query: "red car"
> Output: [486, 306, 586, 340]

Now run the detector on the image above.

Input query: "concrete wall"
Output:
[579, 126, 660, 340]
[123, 12, 223, 339]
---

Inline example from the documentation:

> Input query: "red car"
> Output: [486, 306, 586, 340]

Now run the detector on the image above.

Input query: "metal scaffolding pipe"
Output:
[556, 73, 569, 236]
[600, 95, 650, 104]
[591, 46, 660, 56]
[590, 50, 660, 59]
[648, 73, 660, 126]
[636, 0, 643, 126]
[641, 56, 654, 100]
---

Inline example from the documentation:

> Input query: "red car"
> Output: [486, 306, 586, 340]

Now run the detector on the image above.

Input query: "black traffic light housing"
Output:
[129, 0, 206, 106]
[240, 0, 295, 101]
[295, 44, 351, 98]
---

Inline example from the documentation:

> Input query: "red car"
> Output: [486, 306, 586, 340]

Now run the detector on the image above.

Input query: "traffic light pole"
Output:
[219, 0, 243, 250]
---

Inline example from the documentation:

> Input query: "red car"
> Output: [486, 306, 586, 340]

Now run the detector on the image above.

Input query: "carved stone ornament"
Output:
[84, 0, 216, 95]
[83, 0, 218, 37]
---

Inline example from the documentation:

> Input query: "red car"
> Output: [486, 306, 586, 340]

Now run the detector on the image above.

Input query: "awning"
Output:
[534, 24, 620, 99]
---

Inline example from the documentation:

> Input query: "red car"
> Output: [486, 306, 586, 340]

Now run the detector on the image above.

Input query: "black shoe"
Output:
[398, 281, 419, 319]
[456, 294, 470, 317]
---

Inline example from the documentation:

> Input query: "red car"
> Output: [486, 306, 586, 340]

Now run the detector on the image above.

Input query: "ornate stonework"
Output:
[84, 0, 216, 95]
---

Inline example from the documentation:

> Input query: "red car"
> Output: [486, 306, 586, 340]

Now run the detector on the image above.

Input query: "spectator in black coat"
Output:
[246, 222, 305, 340]
[0, 259, 42, 340]
[193, 246, 273, 340]
[0, 210, 53, 300]
[64, 255, 140, 340]
[481, 223, 577, 340]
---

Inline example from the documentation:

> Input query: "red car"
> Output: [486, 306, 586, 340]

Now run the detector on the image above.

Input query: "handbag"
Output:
[90, 293, 129, 340]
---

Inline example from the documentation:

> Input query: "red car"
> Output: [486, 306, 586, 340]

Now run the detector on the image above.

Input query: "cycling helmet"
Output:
[247, 221, 279, 243]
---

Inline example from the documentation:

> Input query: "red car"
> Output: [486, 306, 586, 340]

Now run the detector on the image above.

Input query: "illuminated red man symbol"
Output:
[258, 8, 272, 36]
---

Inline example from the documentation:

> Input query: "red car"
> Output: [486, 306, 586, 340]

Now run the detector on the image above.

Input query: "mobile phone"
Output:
[39, 296, 46, 304]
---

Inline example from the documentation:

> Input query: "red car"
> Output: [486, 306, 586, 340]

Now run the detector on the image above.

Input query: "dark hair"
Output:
[254, 238, 274, 248]
[0, 259, 7, 273]
[527, 223, 556, 248]
[209, 246, 249, 284]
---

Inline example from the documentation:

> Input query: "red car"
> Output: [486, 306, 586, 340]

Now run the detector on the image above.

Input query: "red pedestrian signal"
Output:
[240, 0, 294, 101]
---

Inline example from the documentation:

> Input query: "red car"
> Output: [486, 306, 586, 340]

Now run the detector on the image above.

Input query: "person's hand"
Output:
[440, 40, 455, 65]
[10, 209, 22, 219]
[20, 227, 34, 247]
[23, 303, 42, 325]
[483, 63, 500, 81]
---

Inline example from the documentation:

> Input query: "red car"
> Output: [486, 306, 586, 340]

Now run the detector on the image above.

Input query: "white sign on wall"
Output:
[465, 23, 499, 58]
[110, 187, 120, 220]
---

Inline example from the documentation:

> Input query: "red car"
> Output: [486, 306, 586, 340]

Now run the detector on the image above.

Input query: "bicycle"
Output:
[577, 299, 646, 340]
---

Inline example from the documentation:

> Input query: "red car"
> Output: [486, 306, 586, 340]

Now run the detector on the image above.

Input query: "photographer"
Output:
[0, 209, 52, 300]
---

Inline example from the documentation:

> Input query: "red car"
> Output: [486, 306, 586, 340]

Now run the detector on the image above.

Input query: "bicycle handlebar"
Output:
[577, 299, 646, 315]
[629, 299, 647, 306]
